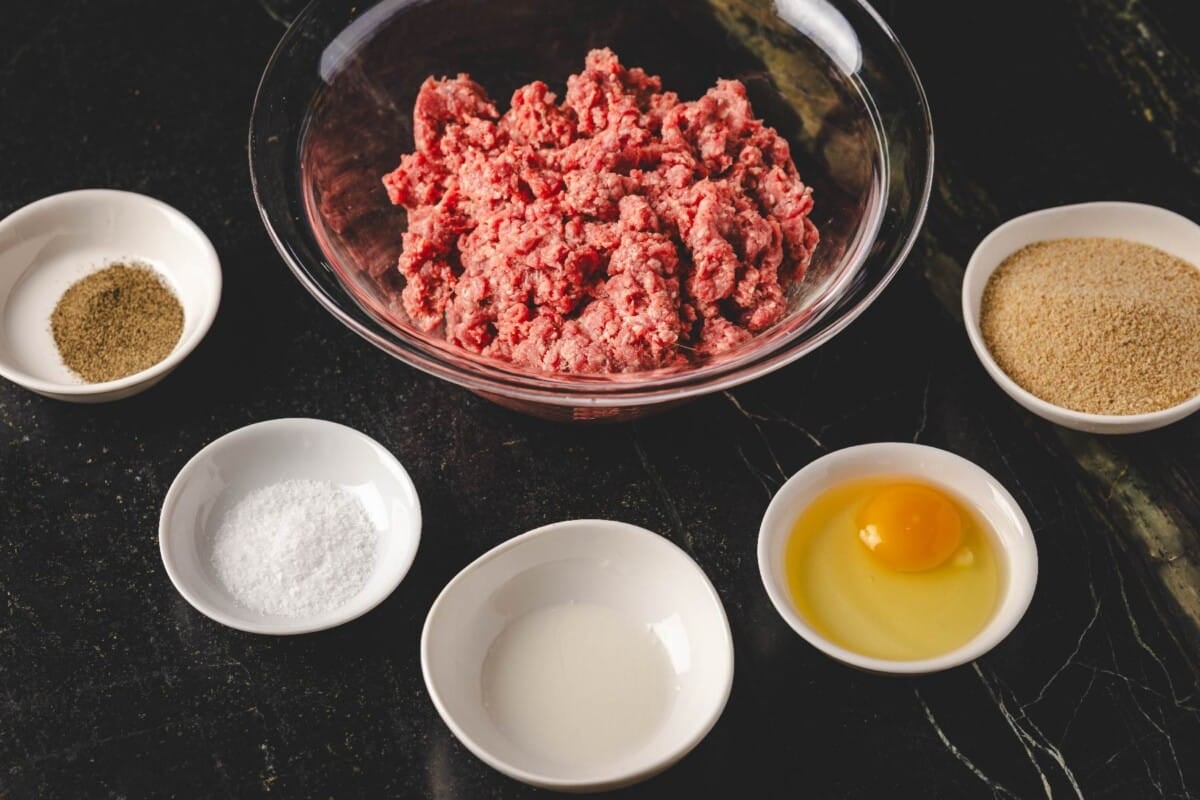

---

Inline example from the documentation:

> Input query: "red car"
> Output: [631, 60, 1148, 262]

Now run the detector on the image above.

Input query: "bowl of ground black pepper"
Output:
[0, 189, 221, 402]
[963, 202, 1200, 434]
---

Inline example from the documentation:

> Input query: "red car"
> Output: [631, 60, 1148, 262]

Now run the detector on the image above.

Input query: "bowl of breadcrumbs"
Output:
[963, 201, 1200, 434]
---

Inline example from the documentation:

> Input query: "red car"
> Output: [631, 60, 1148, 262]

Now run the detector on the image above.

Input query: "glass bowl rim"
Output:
[249, 0, 935, 408]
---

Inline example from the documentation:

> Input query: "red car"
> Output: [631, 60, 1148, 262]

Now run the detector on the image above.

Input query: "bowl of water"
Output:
[421, 519, 734, 790]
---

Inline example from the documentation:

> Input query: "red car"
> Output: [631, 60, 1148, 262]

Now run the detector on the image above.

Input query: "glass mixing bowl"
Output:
[250, 0, 933, 421]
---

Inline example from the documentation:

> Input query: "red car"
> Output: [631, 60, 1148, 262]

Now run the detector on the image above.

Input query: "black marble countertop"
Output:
[3, 1, 1200, 797]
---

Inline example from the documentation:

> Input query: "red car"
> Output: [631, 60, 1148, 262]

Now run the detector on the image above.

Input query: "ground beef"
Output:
[382, 48, 819, 374]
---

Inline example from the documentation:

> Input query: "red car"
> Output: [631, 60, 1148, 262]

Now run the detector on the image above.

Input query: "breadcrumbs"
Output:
[980, 237, 1200, 415]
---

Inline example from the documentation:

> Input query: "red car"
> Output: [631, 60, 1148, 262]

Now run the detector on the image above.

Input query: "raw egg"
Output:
[785, 477, 1000, 661]
[857, 483, 963, 572]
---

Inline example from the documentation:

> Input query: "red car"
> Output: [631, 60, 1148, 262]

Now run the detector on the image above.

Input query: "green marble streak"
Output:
[1063, 431, 1200, 643]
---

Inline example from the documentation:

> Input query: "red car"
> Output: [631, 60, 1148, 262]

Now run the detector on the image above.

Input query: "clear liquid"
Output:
[481, 602, 674, 767]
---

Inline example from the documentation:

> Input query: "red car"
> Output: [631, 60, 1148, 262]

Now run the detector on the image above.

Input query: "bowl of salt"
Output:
[159, 417, 421, 634]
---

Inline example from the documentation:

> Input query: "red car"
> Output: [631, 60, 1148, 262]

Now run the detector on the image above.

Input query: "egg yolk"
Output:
[856, 484, 963, 572]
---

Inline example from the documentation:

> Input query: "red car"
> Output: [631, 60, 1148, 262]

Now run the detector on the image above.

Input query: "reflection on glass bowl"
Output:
[250, 0, 933, 421]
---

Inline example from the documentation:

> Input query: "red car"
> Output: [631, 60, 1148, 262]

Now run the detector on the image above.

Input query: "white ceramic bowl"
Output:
[421, 519, 734, 792]
[758, 442, 1037, 674]
[962, 201, 1200, 434]
[0, 189, 221, 402]
[160, 418, 421, 635]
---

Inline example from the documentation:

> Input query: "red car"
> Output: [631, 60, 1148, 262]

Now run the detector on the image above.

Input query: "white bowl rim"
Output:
[159, 417, 422, 635]
[757, 442, 1038, 674]
[0, 188, 223, 395]
[420, 518, 735, 790]
[961, 200, 1200, 430]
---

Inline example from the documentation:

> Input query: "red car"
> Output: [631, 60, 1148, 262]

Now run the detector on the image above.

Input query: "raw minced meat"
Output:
[382, 48, 819, 374]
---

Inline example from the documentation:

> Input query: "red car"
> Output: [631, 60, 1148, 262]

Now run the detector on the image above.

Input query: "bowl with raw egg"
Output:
[757, 442, 1037, 674]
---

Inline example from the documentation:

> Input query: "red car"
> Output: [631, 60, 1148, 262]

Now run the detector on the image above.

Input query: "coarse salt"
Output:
[210, 479, 377, 617]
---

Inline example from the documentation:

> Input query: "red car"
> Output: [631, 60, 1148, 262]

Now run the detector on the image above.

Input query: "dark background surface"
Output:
[3, 1, 1200, 797]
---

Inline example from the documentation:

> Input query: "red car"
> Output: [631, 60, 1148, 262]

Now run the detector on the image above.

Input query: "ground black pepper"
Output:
[50, 262, 184, 383]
